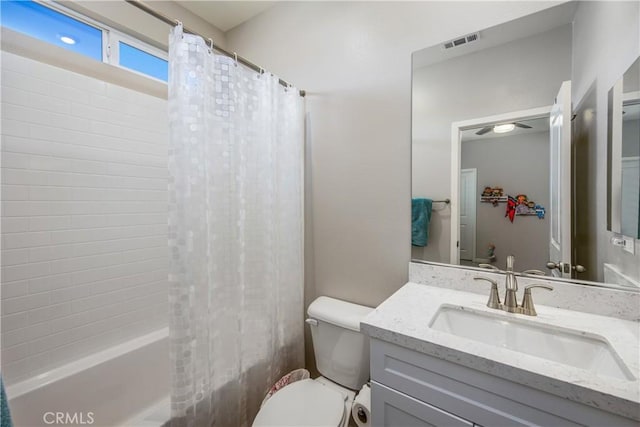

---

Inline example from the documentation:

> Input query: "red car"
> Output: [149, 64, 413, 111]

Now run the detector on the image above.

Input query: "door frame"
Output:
[459, 168, 477, 263]
[450, 106, 552, 264]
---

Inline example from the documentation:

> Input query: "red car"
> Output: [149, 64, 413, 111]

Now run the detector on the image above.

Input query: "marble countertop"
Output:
[361, 282, 640, 421]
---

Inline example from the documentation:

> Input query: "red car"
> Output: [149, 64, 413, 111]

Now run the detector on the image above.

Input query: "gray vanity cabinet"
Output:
[370, 339, 637, 427]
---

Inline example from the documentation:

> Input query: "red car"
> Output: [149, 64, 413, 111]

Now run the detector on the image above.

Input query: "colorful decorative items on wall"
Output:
[481, 186, 545, 222]
[480, 186, 506, 206]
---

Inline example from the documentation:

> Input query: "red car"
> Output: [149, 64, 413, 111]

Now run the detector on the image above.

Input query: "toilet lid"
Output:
[253, 379, 345, 427]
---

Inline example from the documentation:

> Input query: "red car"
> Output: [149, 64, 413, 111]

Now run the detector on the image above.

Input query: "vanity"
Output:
[392, 2, 640, 424]
[361, 263, 640, 427]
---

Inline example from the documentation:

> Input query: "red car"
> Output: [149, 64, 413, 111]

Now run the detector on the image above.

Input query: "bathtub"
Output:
[6, 328, 169, 427]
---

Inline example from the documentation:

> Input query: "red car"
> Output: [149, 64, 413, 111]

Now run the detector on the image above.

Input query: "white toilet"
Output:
[253, 296, 373, 427]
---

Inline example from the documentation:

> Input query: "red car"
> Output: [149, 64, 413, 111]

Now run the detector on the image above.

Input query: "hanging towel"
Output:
[412, 198, 433, 247]
[1, 376, 13, 427]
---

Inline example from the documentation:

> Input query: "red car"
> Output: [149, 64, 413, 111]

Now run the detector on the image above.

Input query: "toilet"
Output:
[253, 296, 373, 427]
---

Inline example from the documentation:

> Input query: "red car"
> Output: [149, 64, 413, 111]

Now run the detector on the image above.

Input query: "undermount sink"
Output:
[429, 305, 635, 381]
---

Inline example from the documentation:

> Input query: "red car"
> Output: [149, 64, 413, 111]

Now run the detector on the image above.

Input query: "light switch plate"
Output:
[622, 236, 635, 254]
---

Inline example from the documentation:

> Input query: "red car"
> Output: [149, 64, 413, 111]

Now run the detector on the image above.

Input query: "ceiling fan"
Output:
[475, 122, 532, 135]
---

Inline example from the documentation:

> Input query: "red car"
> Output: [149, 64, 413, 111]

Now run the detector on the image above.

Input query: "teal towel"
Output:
[1, 376, 13, 427]
[412, 198, 433, 247]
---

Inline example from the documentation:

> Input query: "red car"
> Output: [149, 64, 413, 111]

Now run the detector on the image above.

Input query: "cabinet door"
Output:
[371, 381, 473, 427]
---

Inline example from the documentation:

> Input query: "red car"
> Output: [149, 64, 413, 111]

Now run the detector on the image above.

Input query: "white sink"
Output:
[429, 305, 635, 381]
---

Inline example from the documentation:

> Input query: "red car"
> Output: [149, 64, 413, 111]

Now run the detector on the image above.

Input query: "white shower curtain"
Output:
[167, 25, 305, 427]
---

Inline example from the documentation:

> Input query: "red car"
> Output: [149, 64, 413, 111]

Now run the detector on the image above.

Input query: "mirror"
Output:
[608, 57, 640, 239]
[411, 2, 638, 289]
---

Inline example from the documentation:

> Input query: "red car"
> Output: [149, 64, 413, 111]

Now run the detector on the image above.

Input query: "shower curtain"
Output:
[167, 25, 305, 427]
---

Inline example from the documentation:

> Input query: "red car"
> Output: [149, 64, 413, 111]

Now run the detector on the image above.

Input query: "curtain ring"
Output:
[208, 38, 214, 50]
[233, 52, 238, 66]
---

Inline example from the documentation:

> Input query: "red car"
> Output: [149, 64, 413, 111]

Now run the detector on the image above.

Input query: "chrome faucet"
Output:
[503, 255, 519, 312]
[474, 255, 553, 316]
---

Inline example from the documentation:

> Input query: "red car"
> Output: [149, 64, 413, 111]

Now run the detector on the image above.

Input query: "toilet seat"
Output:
[252, 379, 346, 427]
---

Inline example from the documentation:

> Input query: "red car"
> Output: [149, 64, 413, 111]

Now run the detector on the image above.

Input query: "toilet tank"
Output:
[306, 296, 374, 390]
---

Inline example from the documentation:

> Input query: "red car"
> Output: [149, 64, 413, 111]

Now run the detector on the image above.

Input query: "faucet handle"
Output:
[473, 276, 501, 309]
[478, 264, 501, 271]
[521, 269, 546, 276]
[521, 284, 554, 316]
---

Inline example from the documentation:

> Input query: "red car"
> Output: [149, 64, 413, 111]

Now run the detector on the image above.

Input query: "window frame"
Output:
[13, 0, 169, 83]
[109, 32, 168, 82]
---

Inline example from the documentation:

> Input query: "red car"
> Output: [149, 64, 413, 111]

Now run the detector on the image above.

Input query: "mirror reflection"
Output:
[411, 5, 572, 270]
[459, 117, 549, 272]
[411, 2, 638, 288]
[611, 58, 640, 239]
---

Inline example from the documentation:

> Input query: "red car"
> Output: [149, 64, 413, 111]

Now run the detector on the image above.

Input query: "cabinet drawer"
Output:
[372, 381, 473, 427]
[371, 339, 636, 427]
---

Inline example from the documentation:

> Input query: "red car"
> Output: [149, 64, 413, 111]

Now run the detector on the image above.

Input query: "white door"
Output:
[549, 81, 572, 278]
[459, 168, 477, 262]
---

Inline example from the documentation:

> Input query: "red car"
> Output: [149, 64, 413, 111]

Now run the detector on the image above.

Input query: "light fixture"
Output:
[59, 35, 76, 45]
[493, 123, 515, 134]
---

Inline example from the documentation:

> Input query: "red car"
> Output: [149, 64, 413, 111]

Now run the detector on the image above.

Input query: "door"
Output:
[459, 169, 477, 262]
[549, 81, 572, 278]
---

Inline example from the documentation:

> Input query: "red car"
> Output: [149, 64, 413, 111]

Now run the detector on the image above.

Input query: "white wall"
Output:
[227, 1, 557, 305]
[461, 132, 550, 271]
[225, 1, 561, 367]
[411, 24, 572, 262]
[0, 52, 168, 385]
[571, 1, 640, 283]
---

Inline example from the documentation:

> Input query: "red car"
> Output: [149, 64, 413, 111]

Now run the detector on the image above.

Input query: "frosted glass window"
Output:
[0, 0, 102, 61]
[119, 42, 168, 82]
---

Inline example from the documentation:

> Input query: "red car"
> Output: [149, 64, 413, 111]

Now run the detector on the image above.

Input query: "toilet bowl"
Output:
[252, 378, 350, 427]
[252, 297, 373, 427]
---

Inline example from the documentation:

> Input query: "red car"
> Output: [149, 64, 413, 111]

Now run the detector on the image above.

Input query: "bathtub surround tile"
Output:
[27, 303, 73, 325]
[1, 261, 50, 282]
[0, 51, 169, 385]
[0, 280, 28, 299]
[409, 262, 640, 321]
[1, 352, 51, 384]
[27, 273, 72, 294]
[1, 292, 50, 315]
[0, 313, 28, 333]
[1, 321, 52, 348]
[1, 217, 29, 233]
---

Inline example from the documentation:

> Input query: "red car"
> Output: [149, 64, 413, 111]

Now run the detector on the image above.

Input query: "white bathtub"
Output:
[7, 328, 169, 427]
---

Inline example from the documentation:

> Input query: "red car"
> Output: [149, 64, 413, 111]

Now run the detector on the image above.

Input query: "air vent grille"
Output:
[442, 32, 480, 50]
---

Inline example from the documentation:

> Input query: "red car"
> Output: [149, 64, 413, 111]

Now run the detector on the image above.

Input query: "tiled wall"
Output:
[0, 52, 168, 385]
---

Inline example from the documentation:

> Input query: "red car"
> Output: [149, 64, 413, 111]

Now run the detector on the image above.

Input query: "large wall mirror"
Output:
[410, 2, 638, 289]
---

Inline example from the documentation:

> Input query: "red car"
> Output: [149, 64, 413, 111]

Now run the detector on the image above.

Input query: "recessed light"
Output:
[493, 123, 515, 134]
[60, 36, 76, 45]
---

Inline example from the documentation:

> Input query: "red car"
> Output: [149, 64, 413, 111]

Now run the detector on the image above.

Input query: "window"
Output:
[117, 41, 168, 82]
[0, 0, 168, 83]
[0, 0, 103, 61]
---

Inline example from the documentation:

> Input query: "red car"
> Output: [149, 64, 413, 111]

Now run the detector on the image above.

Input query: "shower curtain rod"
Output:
[124, 0, 306, 97]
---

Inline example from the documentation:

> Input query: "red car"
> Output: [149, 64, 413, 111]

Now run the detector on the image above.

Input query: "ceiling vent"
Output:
[443, 32, 480, 50]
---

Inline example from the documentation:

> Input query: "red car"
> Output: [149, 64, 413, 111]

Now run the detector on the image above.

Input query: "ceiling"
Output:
[461, 117, 549, 142]
[412, 2, 577, 70]
[178, 1, 276, 32]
